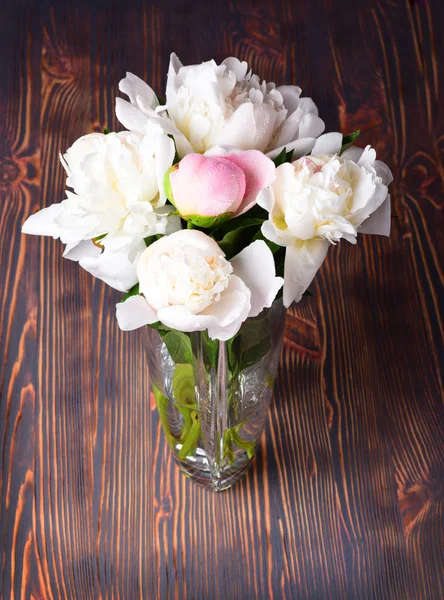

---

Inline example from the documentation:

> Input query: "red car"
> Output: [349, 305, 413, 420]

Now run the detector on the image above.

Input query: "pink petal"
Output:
[220, 150, 276, 216]
[170, 154, 246, 217]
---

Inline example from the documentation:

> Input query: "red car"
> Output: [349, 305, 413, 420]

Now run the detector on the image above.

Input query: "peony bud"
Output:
[167, 151, 275, 226]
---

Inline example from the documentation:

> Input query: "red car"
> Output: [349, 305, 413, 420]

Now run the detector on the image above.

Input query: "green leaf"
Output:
[227, 309, 273, 372]
[177, 414, 200, 459]
[220, 217, 264, 233]
[156, 94, 166, 106]
[92, 233, 107, 247]
[121, 283, 139, 303]
[241, 340, 271, 369]
[201, 330, 219, 368]
[149, 322, 171, 333]
[273, 147, 294, 167]
[230, 430, 256, 459]
[144, 233, 162, 247]
[172, 364, 196, 409]
[172, 363, 197, 444]
[340, 130, 360, 154]
[218, 222, 263, 259]
[161, 330, 193, 364]
[303, 289, 314, 297]
[222, 430, 235, 464]
[103, 127, 110, 135]
[230, 204, 268, 223]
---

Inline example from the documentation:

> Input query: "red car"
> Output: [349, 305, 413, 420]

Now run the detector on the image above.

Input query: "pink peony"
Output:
[169, 150, 275, 219]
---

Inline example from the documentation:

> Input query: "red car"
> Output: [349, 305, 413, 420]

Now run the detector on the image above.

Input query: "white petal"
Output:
[116, 295, 158, 331]
[277, 85, 302, 115]
[261, 219, 293, 247]
[119, 72, 158, 111]
[217, 103, 277, 152]
[80, 251, 138, 292]
[283, 239, 329, 306]
[166, 52, 184, 95]
[157, 306, 217, 333]
[374, 160, 393, 186]
[221, 57, 248, 81]
[115, 98, 152, 134]
[298, 113, 325, 139]
[272, 117, 300, 149]
[341, 146, 364, 162]
[203, 275, 251, 340]
[116, 98, 185, 140]
[311, 132, 343, 155]
[63, 240, 102, 261]
[255, 187, 275, 213]
[357, 145, 377, 169]
[154, 134, 175, 205]
[22, 204, 63, 238]
[358, 195, 391, 236]
[231, 240, 283, 317]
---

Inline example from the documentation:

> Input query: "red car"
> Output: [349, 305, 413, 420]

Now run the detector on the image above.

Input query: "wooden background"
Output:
[1, 0, 443, 598]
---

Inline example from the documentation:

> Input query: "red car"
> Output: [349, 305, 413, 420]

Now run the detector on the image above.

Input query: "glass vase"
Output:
[143, 299, 286, 491]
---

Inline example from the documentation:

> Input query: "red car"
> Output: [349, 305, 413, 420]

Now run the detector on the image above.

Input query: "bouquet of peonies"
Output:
[22, 53, 393, 489]
[22, 53, 392, 341]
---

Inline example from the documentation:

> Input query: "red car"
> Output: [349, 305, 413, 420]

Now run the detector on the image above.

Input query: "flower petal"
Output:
[231, 240, 283, 317]
[22, 204, 63, 238]
[169, 154, 246, 217]
[221, 57, 249, 81]
[202, 275, 251, 340]
[119, 72, 158, 111]
[80, 251, 139, 292]
[116, 97, 190, 144]
[298, 113, 325, 139]
[358, 195, 391, 236]
[221, 150, 276, 215]
[115, 98, 152, 135]
[311, 132, 343, 155]
[341, 146, 364, 162]
[63, 240, 102, 262]
[374, 160, 394, 186]
[216, 103, 277, 152]
[154, 134, 175, 205]
[256, 187, 275, 213]
[283, 239, 329, 306]
[276, 85, 302, 115]
[116, 295, 158, 331]
[157, 305, 218, 333]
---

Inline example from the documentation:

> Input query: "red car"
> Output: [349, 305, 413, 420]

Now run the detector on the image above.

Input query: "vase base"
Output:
[174, 454, 252, 492]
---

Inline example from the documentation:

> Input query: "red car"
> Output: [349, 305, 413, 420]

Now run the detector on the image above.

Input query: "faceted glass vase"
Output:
[143, 299, 286, 491]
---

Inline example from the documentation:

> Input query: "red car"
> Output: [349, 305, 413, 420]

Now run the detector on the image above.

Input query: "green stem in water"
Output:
[177, 413, 200, 459]
[152, 384, 177, 449]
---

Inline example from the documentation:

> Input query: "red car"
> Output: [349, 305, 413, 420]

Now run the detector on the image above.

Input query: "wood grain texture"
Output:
[1, 0, 443, 598]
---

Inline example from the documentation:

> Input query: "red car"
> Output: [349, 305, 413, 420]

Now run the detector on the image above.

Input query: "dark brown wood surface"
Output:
[1, 0, 443, 598]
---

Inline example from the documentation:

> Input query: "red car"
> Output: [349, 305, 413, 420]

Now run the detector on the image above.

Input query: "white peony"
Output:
[115, 54, 325, 158]
[116, 230, 284, 340]
[258, 132, 393, 306]
[22, 130, 179, 292]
